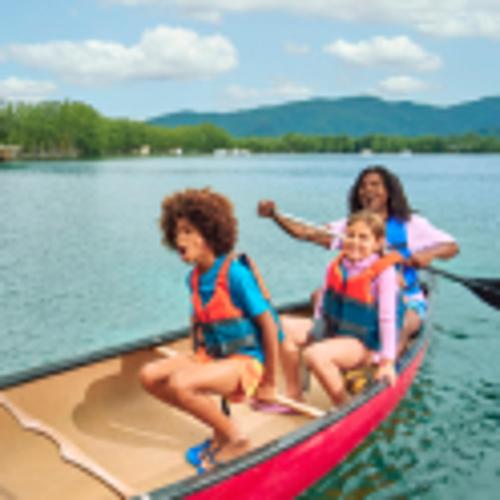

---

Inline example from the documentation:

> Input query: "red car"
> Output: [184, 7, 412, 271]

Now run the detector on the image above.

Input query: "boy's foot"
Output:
[188, 439, 250, 474]
[185, 438, 212, 470]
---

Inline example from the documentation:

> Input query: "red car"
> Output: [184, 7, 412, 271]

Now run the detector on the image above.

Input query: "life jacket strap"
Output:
[203, 333, 260, 359]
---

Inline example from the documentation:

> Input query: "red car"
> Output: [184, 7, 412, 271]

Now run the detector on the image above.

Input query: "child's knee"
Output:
[139, 363, 157, 391]
[303, 344, 323, 368]
[281, 337, 298, 355]
[167, 371, 192, 401]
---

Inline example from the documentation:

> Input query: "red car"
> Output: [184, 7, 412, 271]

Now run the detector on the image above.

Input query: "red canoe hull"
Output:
[175, 339, 428, 500]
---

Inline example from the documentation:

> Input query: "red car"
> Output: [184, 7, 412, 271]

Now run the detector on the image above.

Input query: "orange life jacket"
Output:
[319, 252, 403, 349]
[190, 254, 279, 359]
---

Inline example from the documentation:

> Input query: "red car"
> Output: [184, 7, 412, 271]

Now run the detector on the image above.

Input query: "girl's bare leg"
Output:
[303, 337, 367, 405]
[279, 315, 312, 400]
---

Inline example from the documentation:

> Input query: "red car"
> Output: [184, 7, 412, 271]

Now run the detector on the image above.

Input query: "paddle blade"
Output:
[466, 278, 500, 310]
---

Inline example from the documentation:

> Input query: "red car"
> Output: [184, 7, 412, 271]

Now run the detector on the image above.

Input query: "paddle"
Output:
[426, 266, 500, 310]
[271, 211, 500, 310]
[153, 346, 326, 418]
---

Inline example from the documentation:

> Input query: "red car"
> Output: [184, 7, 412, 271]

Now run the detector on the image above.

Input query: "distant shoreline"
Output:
[2, 100, 500, 161]
[4, 150, 500, 165]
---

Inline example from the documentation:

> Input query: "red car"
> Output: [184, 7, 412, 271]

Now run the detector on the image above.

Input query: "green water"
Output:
[1, 154, 500, 498]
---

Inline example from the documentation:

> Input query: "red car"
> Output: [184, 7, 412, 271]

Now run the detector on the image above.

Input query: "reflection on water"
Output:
[2, 154, 500, 498]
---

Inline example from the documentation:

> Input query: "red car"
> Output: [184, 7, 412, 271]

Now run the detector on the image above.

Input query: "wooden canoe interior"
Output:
[0, 336, 332, 500]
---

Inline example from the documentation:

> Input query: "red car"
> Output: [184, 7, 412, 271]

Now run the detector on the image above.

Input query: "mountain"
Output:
[147, 96, 500, 137]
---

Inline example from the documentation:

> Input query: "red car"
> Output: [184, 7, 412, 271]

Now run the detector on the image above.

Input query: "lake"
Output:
[1, 153, 500, 498]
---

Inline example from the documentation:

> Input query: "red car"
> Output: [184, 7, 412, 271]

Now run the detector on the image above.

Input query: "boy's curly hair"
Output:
[160, 187, 237, 256]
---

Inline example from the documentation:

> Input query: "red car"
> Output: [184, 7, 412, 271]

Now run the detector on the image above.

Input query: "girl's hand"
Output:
[374, 360, 397, 387]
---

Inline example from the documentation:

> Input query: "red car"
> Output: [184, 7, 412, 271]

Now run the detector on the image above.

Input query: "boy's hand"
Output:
[254, 381, 277, 402]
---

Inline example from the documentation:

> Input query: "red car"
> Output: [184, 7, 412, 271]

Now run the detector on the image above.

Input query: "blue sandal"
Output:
[185, 439, 212, 473]
[186, 442, 223, 474]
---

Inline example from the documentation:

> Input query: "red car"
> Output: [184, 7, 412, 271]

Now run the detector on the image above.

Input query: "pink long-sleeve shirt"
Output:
[317, 253, 399, 362]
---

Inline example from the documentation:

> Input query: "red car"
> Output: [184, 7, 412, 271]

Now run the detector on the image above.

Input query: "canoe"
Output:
[0, 300, 429, 500]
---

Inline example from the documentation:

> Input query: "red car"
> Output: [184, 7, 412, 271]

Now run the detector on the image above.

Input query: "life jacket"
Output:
[385, 217, 421, 296]
[319, 252, 403, 350]
[190, 253, 281, 359]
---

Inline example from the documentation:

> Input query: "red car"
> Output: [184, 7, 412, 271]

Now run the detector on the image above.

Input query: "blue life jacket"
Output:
[385, 217, 421, 296]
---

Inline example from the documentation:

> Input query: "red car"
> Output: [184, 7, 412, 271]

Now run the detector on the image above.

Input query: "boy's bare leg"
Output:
[166, 358, 253, 465]
[279, 315, 312, 401]
[139, 354, 193, 407]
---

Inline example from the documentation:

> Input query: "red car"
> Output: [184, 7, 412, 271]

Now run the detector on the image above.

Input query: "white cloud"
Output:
[272, 81, 312, 100]
[378, 75, 430, 94]
[284, 42, 310, 55]
[225, 80, 313, 107]
[324, 36, 441, 71]
[106, 0, 500, 39]
[0, 77, 57, 102]
[1, 26, 237, 86]
[226, 84, 261, 101]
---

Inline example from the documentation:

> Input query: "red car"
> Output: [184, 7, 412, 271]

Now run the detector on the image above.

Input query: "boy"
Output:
[140, 188, 280, 472]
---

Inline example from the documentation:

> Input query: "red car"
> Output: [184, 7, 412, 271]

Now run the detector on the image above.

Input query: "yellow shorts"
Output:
[195, 349, 263, 402]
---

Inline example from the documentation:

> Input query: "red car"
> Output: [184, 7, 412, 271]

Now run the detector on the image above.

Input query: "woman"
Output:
[258, 165, 459, 398]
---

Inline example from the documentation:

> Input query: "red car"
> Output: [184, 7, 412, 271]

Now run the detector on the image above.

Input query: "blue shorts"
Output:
[404, 297, 427, 321]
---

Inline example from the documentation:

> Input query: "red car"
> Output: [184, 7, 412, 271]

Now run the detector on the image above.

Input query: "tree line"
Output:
[1, 100, 500, 159]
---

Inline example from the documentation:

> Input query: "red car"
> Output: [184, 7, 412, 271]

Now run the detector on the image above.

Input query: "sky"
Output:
[0, 0, 499, 121]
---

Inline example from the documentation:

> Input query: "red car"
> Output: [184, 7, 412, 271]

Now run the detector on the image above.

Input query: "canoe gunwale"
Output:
[0, 327, 186, 391]
[137, 324, 429, 499]
[0, 300, 310, 391]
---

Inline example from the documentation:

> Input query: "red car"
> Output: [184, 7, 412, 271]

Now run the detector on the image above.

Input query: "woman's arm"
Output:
[406, 215, 460, 268]
[258, 200, 332, 248]
[407, 241, 459, 268]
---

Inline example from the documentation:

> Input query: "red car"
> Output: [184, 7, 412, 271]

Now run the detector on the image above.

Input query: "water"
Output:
[1, 154, 500, 498]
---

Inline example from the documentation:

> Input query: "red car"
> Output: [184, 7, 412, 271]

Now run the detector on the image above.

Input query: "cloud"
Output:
[225, 80, 313, 107]
[0, 77, 57, 102]
[106, 0, 500, 39]
[324, 36, 441, 71]
[284, 42, 310, 55]
[1, 26, 237, 86]
[378, 75, 430, 94]
[226, 84, 261, 101]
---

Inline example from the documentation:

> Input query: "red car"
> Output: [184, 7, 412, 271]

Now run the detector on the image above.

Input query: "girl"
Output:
[139, 188, 280, 472]
[283, 210, 401, 405]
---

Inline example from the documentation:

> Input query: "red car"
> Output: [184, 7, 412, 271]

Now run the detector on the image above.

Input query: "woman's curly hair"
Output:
[348, 165, 413, 221]
[160, 187, 237, 256]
